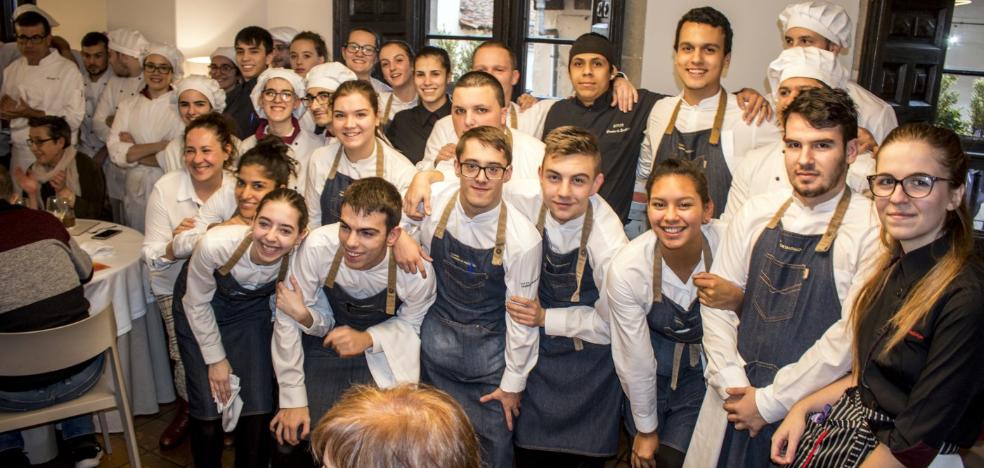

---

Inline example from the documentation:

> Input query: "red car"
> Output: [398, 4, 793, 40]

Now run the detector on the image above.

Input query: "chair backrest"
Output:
[0, 305, 116, 377]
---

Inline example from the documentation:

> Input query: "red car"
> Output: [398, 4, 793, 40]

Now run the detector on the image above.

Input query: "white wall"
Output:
[640, 0, 861, 96]
[37, 0, 107, 48]
[105, 0, 176, 44]
[266, 0, 333, 59]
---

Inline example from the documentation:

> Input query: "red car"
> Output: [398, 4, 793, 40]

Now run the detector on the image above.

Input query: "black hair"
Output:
[646, 159, 711, 206]
[81, 31, 108, 49]
[675, 6, 733, 55]
[15, 11, 50, 36]
[415, 46, 451, 74]
[292, 31, 329, 60]
[237, 135, 296, 187]
[28, 116, 71, 149]
[185, 113, 239, 168]
[235, 26, 273, 54]
[781, 87, 859, 144]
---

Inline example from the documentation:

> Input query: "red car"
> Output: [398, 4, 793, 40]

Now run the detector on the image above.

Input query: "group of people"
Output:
[0, 1, 981, 468]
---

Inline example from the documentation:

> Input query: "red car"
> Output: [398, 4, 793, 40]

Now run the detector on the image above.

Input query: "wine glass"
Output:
[46, 196, 67, 223]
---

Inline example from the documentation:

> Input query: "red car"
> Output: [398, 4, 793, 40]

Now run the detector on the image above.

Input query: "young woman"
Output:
[106, 43, 185, 232]
[173, 188, 309, 468]
[209, 47, 242, 93]
[377, 41, 418, 129]
[385, 46, 452, 164]
[606, 159, 741, 468]
[241, 67, 321, 195]
[159, 75, 235, 173]
[143, 113, 238, 449]
[304, 79, 417, 228]
[288, 31, 327, 79]
[771, 123, 984, 468]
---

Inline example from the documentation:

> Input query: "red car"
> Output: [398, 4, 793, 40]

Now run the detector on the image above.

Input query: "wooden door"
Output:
[857, 0, 955, 124]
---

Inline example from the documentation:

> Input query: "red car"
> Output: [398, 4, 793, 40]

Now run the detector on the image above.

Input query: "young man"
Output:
[386, 46, 452, 164]
[78, 32, 112, 161]
[684, 87, 881, 467]
[271, 177, 436, 468]
[404, 126, 542, 468]
[225, 26, 273, 139]
[504, 126, 629, 466]
[301, 61, 357, 137]
[268, 26, 299, 69]
[341, 28, 390, 93]
[1, 10, 84, 195]
[639, 7, 780, 222]
[779, 0, 898, 143]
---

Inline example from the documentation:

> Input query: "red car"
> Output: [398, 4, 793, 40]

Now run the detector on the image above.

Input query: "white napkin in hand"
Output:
[79, 241, 115, 258]
[215, 373, 243, 431]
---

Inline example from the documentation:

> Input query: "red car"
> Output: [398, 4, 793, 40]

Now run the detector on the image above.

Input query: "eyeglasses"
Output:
[345, 43, 377, 55]
[143, 62, 173, 74]
[15, 34, 47, 45]
[26, 137, 54, 147]
[301, 92, 333, 106]
[866, 173, 954, 199]
[459, 162, 509, 180]
[262, 89, 296, 102]
[209, 63, 237, 73]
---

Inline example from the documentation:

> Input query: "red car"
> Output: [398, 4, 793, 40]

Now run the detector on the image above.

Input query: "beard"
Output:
[792, 159, 848, 199]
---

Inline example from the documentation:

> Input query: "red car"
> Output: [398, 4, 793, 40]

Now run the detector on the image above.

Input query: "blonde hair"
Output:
[310, 384, 481, 468]
[543, 125, 601, 174]
[851, 123, 975, 368]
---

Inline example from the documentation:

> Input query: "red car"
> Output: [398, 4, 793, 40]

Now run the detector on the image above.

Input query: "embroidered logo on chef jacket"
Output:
[605, 122, 630, 135]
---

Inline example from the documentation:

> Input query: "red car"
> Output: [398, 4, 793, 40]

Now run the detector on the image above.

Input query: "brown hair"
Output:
[454, 70, 506, 108]
[456, 125, 512, 165]
[185, 112, 238, 168]
[237, 135, 296, 187]
[780, 87, 858, 144]
[341, 177, 402, 233]
[474, 40, 516, 69]
[543, 126, 601, 174]
[851, 123, 975, 367]
[646, 158, 711, 206]
[329, 79, 385, 141]
[311, 384, 481, 468]
[255, 187, 308, 232]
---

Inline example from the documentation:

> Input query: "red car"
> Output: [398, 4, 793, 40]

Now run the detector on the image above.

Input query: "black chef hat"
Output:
[569, 33, 616, 68]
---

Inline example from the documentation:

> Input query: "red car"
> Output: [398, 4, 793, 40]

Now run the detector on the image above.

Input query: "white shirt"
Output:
[1, 52, 85, 148]
[143, 170, 236, 295]
[845, 81, 898, 144]
[429, 128, 545, 183]
[93, 75, 143, 143]
[369, 76, 391, 94]
[406, 180, 543, 392]
[240, 126, 323, 195]
[171, 186, 239, 259]
[272, 223, 437, 407]
[107, 90, 184, 169]
[503, 179, 628, 344]
[182, 225, 285, 364]
[606, 224, 724, 434]
[723, 137, 877, 221]
[160, 135, 244, 174]
[79, 69, 114, 155]
[304, 139, 418, 228]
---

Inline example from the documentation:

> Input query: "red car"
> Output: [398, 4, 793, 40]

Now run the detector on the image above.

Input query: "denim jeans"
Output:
[0, 354, 105, 452]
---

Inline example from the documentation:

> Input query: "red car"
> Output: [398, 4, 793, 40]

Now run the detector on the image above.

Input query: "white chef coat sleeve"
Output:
[499, 239, 542, 393]
[173, 194, 231, 258]
[159, 139, 184, 173]
[92, 85, 115, 142]
[57, 67, 85, 132]
[0, 67, 12, 101]
[417, 117, 454, 172]
[722, 153, 756, 224]
[637, 107, 663, 183]
[292, 237, 337, 337]
[106, 99, 137, 168]
[304, 157, 323, 229]
[181, 233, 228, 364]
[142, 182, 176, 270]
[272, 309, 308, 408]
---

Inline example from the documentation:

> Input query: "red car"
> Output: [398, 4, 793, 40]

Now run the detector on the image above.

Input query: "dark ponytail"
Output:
[237, 135, 296, 187]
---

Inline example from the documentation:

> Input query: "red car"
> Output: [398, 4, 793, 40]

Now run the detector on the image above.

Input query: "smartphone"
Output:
[91, 228, 122, 240]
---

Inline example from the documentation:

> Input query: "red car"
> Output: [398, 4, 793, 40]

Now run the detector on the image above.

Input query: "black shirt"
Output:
[224, 77, 260, 139]
[385, 98, 451, 164]
[38, 153, 111, 221]
[542, 88, 666, 222]
[857, 234, 984, 466]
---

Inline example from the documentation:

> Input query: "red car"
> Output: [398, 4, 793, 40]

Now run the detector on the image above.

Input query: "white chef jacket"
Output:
[723, 137, 877, 221]
[79, 68, 114, 155]
[239, 125, 323, 195]
[405, 180, 543, 393]
[419, 100, 554, 170]
[684, 188, 881, 468]
[182, 224, 285, 364]
[304, 138, 417, 228]
[171, 186, 239, 259]
[143, 170, 236, 295]
[377, 91, 418, 125]
[607, 223, 724, 434]
[369, 76, 391, 94]
[429, 128, 545, 183]
[159, 135, 244, 174]
[845, 81, 898, 144]
[93, 75, 143, 202]
[503, 179, 628, 344]
[272, 223, 437, 408]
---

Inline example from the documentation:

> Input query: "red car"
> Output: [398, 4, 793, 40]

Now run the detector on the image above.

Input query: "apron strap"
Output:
[504, 127, 514, 150]
[534, 204, 547, 235]
[652, 231, 713, 304]
[570, 203, 593, 303]
[766, 197, 795, 230]
[492, 202, 507, 266]
[663, 98, 683, 136]
[277, 254, 290, 283]
[323, 246, 345, 288]
[815, 188, 852, 253]
[433, 190, 458, 239]
[385, 248, 397, 315]
[374, 138, 385, 177]
[218, 233, 253, 276]
[701, 232, 714, 272]
[509, 104, 518, 130]
[709, 89, 728, 146]
[326, 144, 343, 180]
[382, 94, 395, 126]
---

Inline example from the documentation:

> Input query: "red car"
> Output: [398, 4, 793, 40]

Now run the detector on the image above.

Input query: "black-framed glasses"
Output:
[15, 34, 47, 45]
[344, 43, 377, 55]
[459, 162, 509, 180]
[262, 89, 296, 102]
[866, 173, 954, 199]
[208, 63, 237, 73]
[301, 92, 332, 106]
[143, 62, 173, 74]
[26, 137, 54, 147]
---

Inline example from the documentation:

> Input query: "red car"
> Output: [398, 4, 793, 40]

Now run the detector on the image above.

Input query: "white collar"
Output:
[676, 88, 725, 110]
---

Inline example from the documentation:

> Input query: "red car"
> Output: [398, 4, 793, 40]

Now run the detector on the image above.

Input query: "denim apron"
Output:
[716, 189, 851, 468]
[301, 247, 401, 421]
[654, 91, 732, 218]
[420, 193, 512, 468]
[319, 140, 384, 226]
[173, 233, 288, 420]
[514, 204, 622, 457]
[629, 235, 713, 452]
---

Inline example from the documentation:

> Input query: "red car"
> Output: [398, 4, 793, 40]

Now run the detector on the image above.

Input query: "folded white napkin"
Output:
[215, 373, 243, 431]
[79, 241, 115, 258]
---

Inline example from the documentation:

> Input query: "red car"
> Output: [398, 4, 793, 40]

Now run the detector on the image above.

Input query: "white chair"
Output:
[0, 305, 141, 467]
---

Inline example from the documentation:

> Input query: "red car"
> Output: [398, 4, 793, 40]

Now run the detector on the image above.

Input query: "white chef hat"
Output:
[305, 62, 357, 92]
[250, 67, 307, 119]
[768, 47, 849, 99]
[107, 28, 149, 59]
[13, 4, 58, 28]
[144, 43, 185, 78]
[269, 26, 300, 45]
[210, 46, 237, 64]
[779, 1, 853, 49]
[177, 75, 227, 113]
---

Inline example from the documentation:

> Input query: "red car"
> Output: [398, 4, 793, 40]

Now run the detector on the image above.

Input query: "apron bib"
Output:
[319, 140, 385, 226]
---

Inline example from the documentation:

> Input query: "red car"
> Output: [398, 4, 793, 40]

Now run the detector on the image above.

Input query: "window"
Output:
[425, 0, 495, 81]
[521, 1, 594, 98]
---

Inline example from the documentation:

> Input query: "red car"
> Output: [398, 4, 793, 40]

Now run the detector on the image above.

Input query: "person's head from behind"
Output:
[290, 31, 328, 78]
[251, 188, 308, 265]
[80, 32, 109, 78]
[338, 178, 403, 270]
[312, 384, 481, 468]
[414, 46, 451, 109]
[455, 126, 512, 216]
[472, 41, 519, 102]
[330, 80, 380, 155]
[451, 71, 507, 138]
[673, 7, 732, 101]
[568, 33, 617, 107]
[184, 113, 237, 185]
[235, 136, 295, 221]
[539, 126, 604, 223]
[14, 11, 51, 63]
[0, 166, 17, 204]
[342, 28, 380, 79]
[780, 87, 858, 206]
[28, 116, 71, 166]
[234, 26, 273, 80]
[646, 159, 713, 251]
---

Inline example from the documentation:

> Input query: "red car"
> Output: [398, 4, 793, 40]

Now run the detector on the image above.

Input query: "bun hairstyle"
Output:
[256, 187, 309, 231]
[237, 135, 296, 187]
[185, 112, 238, 168]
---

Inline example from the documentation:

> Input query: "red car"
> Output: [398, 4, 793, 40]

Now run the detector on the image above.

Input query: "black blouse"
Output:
[857, 234, 984, 467]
